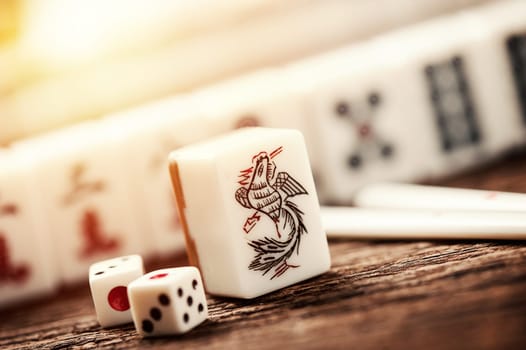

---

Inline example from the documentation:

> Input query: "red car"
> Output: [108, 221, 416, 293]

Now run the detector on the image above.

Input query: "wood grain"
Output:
[1, 150, 526, 350]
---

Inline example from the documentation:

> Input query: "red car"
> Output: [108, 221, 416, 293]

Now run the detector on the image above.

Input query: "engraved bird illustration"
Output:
[235, 152, 308, 279]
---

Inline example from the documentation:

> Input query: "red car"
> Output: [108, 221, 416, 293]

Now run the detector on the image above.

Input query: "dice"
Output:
[89, 254, 144, 328]
[168, 127, 331, 298]
[127, 267, 208, 336]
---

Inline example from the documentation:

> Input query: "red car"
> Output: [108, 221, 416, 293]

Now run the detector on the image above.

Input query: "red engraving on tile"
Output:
[269, 146, 283, 159]
[359, 124, 372, 138]
[63, 163, 105, 206]
[0, 193, 18, 217]
[243, 212, 261, 234]
[149, 273, 168, 280]
[107, 286, 130, 311]
[0, 234, 30, 285]
[235, 115, 260, 129]
[237, 167, 253, 186]
[485, 191, 498, 200]
[0, 203, 18, 216]
[79, 209, 119, 259]
[272, 261, 300, 279]
[235, 147, 308, 279]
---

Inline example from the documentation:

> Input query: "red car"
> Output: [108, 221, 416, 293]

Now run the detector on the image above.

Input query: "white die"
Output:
[89, 254, 144, 328]
[128, 267, 208, 336]
[168, 127, 331, 298]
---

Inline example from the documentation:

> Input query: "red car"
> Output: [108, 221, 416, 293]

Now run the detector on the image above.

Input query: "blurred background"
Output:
[0, 0, 498, 144]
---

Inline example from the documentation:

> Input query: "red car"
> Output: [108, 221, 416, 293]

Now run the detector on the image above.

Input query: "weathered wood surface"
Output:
[1, 150, 526, 350]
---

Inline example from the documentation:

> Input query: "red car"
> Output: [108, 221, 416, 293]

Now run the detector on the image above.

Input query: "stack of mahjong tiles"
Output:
[0, 0, 493, 144]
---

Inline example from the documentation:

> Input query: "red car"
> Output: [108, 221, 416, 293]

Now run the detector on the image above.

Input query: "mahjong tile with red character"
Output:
[0, 150, 57, 307]
[197, 69, 311, 133]
[104, 97, 212, 257]
[194, 70, 319, 170]
[169, 127, 331, 299]
[14, 122, 146, 283]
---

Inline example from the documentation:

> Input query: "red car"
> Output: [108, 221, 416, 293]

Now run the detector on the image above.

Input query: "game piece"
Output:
[104, 96, 212, 257]
[353, 182, 526, 212]
[307, 38, 435, 203]
[0, 150, 57, 308]
[127, 267, 208, 336]
[365, 15, 487, 180]
[14, 122, 147, 283]
[507, 33, 526, 125]
[196, 69, 323, 178]
[306, 4, 526, 203]
[169, 127, 331, 298]
[470, 0, 526, 149]
[321, 206, 526, 240]
[196, 70, 312, 140]
[89, 255, 144, 328]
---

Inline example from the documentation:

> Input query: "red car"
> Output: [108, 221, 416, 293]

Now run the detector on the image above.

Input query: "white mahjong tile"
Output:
[464, 0, 526, 154]
[195, 69, 315, 151]
[169, 127, 330, 298]
[372, 12, 495, 179]
[0, 150, 57, 307]
[104, 96, 212, 257]
[14, 122, 146, 284]
[308, 39, 435, 203]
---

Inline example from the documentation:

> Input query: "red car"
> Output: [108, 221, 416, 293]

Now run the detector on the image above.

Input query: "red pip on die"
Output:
[88, 255, 144, 328]
[127, 267, 208, 337]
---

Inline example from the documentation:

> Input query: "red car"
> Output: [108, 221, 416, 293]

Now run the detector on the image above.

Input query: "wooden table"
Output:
[2, 151, 526, 350]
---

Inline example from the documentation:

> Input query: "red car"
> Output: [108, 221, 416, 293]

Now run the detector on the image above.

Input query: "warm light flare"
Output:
[20, 0, 137, 69]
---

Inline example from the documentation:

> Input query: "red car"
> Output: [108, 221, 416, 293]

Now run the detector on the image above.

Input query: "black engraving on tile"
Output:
[424, 55, 481, 152]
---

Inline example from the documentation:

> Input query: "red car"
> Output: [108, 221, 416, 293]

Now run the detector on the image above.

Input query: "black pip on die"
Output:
[127, 267, 208, 336]
[169, 127, 331, 298]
